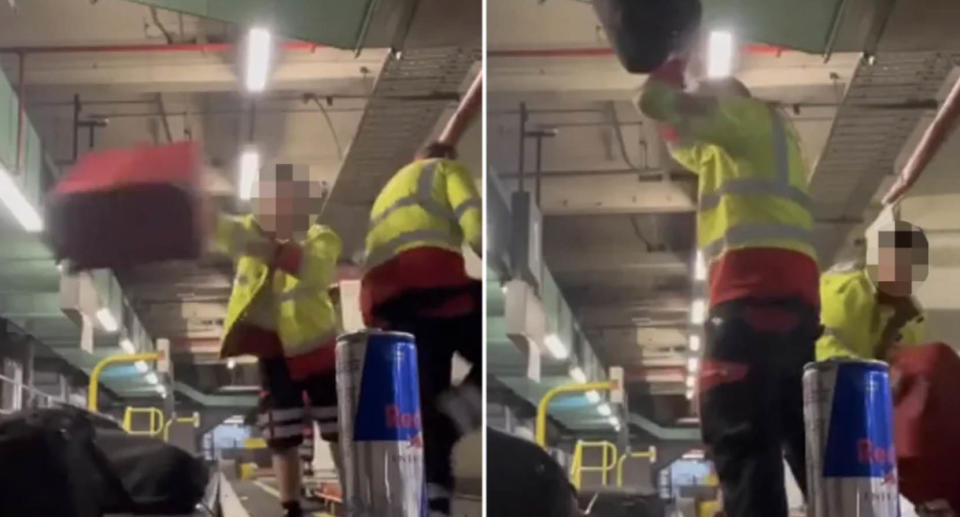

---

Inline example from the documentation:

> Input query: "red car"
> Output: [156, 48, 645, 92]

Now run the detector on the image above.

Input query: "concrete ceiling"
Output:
[0, 0, 480, 403]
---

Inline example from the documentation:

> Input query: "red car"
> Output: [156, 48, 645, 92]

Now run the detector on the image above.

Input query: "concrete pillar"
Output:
[22, 341, 34, 407]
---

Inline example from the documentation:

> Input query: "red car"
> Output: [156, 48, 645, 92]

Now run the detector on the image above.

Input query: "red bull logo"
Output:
[386, 404, 421, 430]
[857, 439, 894, 466]
[409, 433, 423, 449]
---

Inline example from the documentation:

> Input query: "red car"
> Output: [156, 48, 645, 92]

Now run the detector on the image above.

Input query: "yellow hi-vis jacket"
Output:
[215, 214, 341, 360]
[639, 83, 817, 266]
[816, 262, 926, 360]
[364, 158, 482, 270]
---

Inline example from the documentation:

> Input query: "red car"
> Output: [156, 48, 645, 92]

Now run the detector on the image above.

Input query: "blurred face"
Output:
[253, 164, 325, 239]
[874, 225, 928, 297]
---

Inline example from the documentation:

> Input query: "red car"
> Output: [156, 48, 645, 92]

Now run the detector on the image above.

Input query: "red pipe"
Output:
[488, 44, 785, 59]
[14, 52, 24, 175]
[883, 73, 960, 204]
[0, 40, 320, 55]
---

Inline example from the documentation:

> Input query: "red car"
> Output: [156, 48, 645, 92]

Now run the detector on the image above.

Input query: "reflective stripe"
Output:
[258, 407, 305, 425]
[262, 423, 303, 440]
[699, 179, 811, 212]
[771, 107, 789, 183]
[234, 274, 249, 287]
[452, 197, 481, 220]
[427, 483, 451, 500]
[701, 223, 814, 263]
[317, 421, 338, 434]
[310, 406, 338, 420]
[369, 161, 455, 228]
[418, 160, 438, 200]
[365, 229, 461, 270]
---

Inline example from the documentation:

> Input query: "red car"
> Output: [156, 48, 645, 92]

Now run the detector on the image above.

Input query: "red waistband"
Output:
[708, 248, 820, 309]
[361, 247, 476, 323]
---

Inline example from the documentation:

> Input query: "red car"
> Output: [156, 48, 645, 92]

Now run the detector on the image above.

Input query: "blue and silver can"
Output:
[336, 330, 426, 517]
[803, 358, 899, 517]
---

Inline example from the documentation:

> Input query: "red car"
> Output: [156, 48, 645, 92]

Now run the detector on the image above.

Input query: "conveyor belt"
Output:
[219, 475, 481, 517]
[222, 477, 332, 517]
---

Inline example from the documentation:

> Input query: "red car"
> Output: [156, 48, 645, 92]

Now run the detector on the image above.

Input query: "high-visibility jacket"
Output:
[816, 262, 926, 360]
[215, 214, 341, 363]
[364, 158, 481, 271]
[639, 84, 817, 266]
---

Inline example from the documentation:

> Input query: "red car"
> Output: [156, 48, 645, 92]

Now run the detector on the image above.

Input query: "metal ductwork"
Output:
[123, 0, 385, 50]
[702, 0, 896, 56]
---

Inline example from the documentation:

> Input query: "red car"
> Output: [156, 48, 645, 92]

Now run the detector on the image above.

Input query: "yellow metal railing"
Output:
[535, 380, 617, 448]
[570, 440, 618, 489]
[616, 446, 658, 487]
[163, 412, 200, 441]
[122, 406, 165, 437]
[87, 352, 161, 412]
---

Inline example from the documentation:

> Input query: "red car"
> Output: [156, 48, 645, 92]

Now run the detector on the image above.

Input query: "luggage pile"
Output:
[0, 406, 211, 517]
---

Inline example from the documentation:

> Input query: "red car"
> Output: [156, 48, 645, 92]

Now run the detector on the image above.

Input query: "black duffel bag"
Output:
[592, 0, 702, 73]
[0, 406, 209, 517]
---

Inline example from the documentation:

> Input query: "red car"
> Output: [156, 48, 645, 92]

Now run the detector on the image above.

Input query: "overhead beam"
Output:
[590, 327, 689, 342]
[140, 301, 227, 321]
[0, 293, 62, 318]
[5, 48, 387, 93]
[547, 250, 688, 276]
[488, 51, 860, 103]
[501, 175, 696, 215]
[575, 298, 690, 318]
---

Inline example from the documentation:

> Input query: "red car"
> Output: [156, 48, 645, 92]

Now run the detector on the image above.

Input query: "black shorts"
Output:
[257, 358, 338, 452]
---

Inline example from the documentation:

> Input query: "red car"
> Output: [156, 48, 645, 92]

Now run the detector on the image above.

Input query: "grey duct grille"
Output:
[322, 46, 481, 256]
[810, 51, 960, 262]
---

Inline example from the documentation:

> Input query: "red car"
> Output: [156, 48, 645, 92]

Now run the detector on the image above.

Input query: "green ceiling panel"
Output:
[703, 0, 897, 54]
[126, 0, 379, 50]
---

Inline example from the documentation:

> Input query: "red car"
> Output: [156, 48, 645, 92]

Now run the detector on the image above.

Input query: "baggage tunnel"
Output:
[0, 0, 480, 515]
[485, 0, 960, 515]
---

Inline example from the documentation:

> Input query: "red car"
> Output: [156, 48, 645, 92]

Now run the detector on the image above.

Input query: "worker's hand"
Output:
[648, 58, 688, 89]
[416, 141, 458, 160]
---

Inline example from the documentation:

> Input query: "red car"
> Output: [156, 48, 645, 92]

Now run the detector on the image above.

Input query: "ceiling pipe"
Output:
[14, 51, 25, 176]
[488, 44, 785, 59]
[0, 40, 320, 55]
[883, 73, 960, 204]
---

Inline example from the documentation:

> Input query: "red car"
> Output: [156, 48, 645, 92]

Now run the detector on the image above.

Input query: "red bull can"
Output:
[803, 359, 899, 517]
[336, 330, 426, 517]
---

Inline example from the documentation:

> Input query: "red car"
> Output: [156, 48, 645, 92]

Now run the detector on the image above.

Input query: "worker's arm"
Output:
[816, 271, 877, 360]
[444, 161, 482, 256]
[212, 213, 275, 261]
[878, 298, 927, 361]
[637, 59, 742, 148]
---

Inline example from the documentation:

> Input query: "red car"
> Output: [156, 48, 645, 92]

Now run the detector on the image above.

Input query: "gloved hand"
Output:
[649, 57, 688, 89]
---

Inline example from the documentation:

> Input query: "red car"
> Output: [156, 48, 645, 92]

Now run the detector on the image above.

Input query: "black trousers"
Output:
[700, 298, 820, 517]
[375, 283, 482, 515]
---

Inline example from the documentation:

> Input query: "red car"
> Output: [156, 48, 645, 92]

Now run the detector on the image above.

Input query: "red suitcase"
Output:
[46, 142, 204, 271]
[891, 343, 960, 511]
